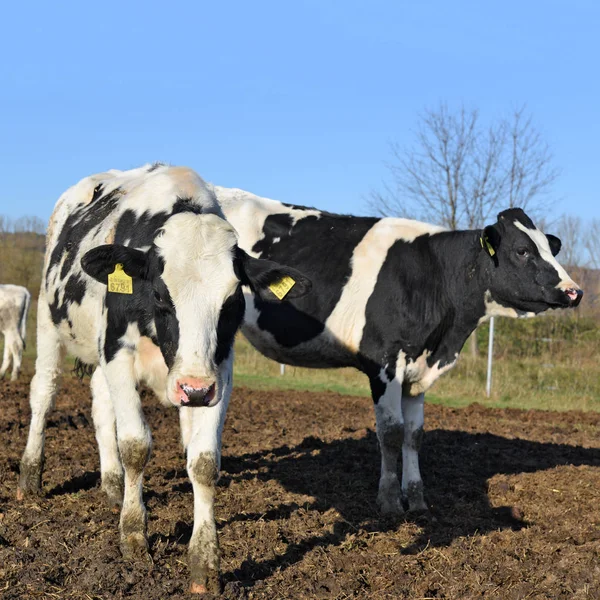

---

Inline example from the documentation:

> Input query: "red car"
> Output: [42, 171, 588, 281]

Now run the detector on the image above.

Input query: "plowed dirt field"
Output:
[1, 377, 599, 599]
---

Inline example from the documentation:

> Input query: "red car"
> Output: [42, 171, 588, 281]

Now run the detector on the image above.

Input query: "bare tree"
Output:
[558, 216, 600, 270]
[556, 214, 584, 268]
[370, 103, 560, 230]
[504, 107, 560, 218]
[585, 220, 600, 269]
[370, 103, 560, 356]
[13, 216, 46, 235]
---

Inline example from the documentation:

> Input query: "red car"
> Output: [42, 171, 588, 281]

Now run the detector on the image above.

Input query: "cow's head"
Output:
[481, 208, 583, 315]
[81, 212, 311, 407]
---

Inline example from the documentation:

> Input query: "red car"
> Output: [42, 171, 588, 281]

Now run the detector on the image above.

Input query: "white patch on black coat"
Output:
[232, 204, 444, 366]
[214, 186, 321, 258]
[514, 221, 579, 291]
[325, 218, 444, 353]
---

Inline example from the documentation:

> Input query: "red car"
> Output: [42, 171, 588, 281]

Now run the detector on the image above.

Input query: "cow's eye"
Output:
[516, 248, 530, 258]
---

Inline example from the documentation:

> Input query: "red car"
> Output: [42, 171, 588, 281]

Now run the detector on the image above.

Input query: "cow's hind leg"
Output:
[401, 392, 428, 513]
[185, 361, 231, 594]
[372, 374, 405, 516]
[105, 353, 152, 560]
[18, 300, 63, 498]
[0, 332, 10, 379]
[9, 329, 24, 381]
[91, 367, 124, 506]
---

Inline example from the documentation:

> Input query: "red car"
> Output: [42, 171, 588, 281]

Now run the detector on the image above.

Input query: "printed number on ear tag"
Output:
[107, 263, 133, 294]
[268, 276, 296, 300]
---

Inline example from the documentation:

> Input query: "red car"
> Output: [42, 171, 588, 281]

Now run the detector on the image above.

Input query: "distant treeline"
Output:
[0, 221, 45, 299]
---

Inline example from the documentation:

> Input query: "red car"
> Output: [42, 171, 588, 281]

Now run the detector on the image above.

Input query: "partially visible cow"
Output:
[17, 165, 311, 594]
[0, 284, 31, 381]
[215, 186, 583, 517]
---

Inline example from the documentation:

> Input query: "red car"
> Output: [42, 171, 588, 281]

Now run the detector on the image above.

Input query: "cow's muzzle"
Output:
[565, 287, 584, 307]
[173, 378, 217, 407]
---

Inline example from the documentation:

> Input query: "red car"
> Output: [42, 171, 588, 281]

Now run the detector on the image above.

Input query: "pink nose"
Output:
[174, 378, 216, 407]
[565, 287, 583, 306]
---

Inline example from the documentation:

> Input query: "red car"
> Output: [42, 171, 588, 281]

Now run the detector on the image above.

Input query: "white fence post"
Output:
[486, 317, 495, 397]
[280, 363, 285, 376]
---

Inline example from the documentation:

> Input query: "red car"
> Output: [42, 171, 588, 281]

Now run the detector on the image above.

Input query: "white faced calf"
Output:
[17, 165, 311, 594]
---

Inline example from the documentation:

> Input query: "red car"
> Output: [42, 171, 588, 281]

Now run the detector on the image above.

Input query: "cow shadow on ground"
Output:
[47, 470, 100, 498]
[215, 429, 600, 586]
[41, 418, 600, 588]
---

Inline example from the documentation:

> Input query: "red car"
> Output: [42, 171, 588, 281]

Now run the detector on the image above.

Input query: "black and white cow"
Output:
[0, 284, 31, 381]
[215, 186, 583, 516]
[17, 165, 310, 594]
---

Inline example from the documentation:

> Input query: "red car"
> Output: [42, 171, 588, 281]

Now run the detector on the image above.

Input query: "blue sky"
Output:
[0, 0, 598, 226]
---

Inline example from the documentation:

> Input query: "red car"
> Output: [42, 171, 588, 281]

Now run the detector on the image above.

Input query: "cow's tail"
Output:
[72, 358, 94, 381]
[18, 290, 31, 350]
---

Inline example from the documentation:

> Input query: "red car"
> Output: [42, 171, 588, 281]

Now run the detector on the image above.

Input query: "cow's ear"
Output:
[236, 249, 312, 301]
[481, 225, 501, 258]
[546, 234, 561, 257]
[81, 245, 149, 284]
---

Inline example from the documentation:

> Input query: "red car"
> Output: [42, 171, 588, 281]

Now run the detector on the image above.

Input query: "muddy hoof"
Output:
[18, 460, 43, 499]
[407, 507, 436, 525]
[377, 494, 405, 517]
[102, 472, 124, 507]
[121, 533, 151, 562]
[190, 570, 221, 595]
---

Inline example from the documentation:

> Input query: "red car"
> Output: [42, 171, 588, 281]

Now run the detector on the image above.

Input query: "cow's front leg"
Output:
[185, 374, 231, 594]
[401, 392, 428, 513]
[91, 367, 123, 506]
[18, 299, 63, 498]
[104, 354, 152, 560]
[372, 374, 405, 516]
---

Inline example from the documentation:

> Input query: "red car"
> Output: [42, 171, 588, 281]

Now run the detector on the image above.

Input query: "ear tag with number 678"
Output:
[107, 263, 133, 294]
[269, 276, 296, 300]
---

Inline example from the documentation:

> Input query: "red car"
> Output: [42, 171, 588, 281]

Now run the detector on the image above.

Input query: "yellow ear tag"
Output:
[268, 276, 296, 300]
[480, 236, 496, 257]
[107, 263, 133, 294]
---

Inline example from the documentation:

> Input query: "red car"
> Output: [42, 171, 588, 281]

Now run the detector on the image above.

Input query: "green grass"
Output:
[232, 371, 479, 409]
[232, 335, 600, 412]
[234, 372, 368, 397]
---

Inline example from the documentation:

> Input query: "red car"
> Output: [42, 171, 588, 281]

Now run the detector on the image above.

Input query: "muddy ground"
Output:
[1, 377, 599, 599]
